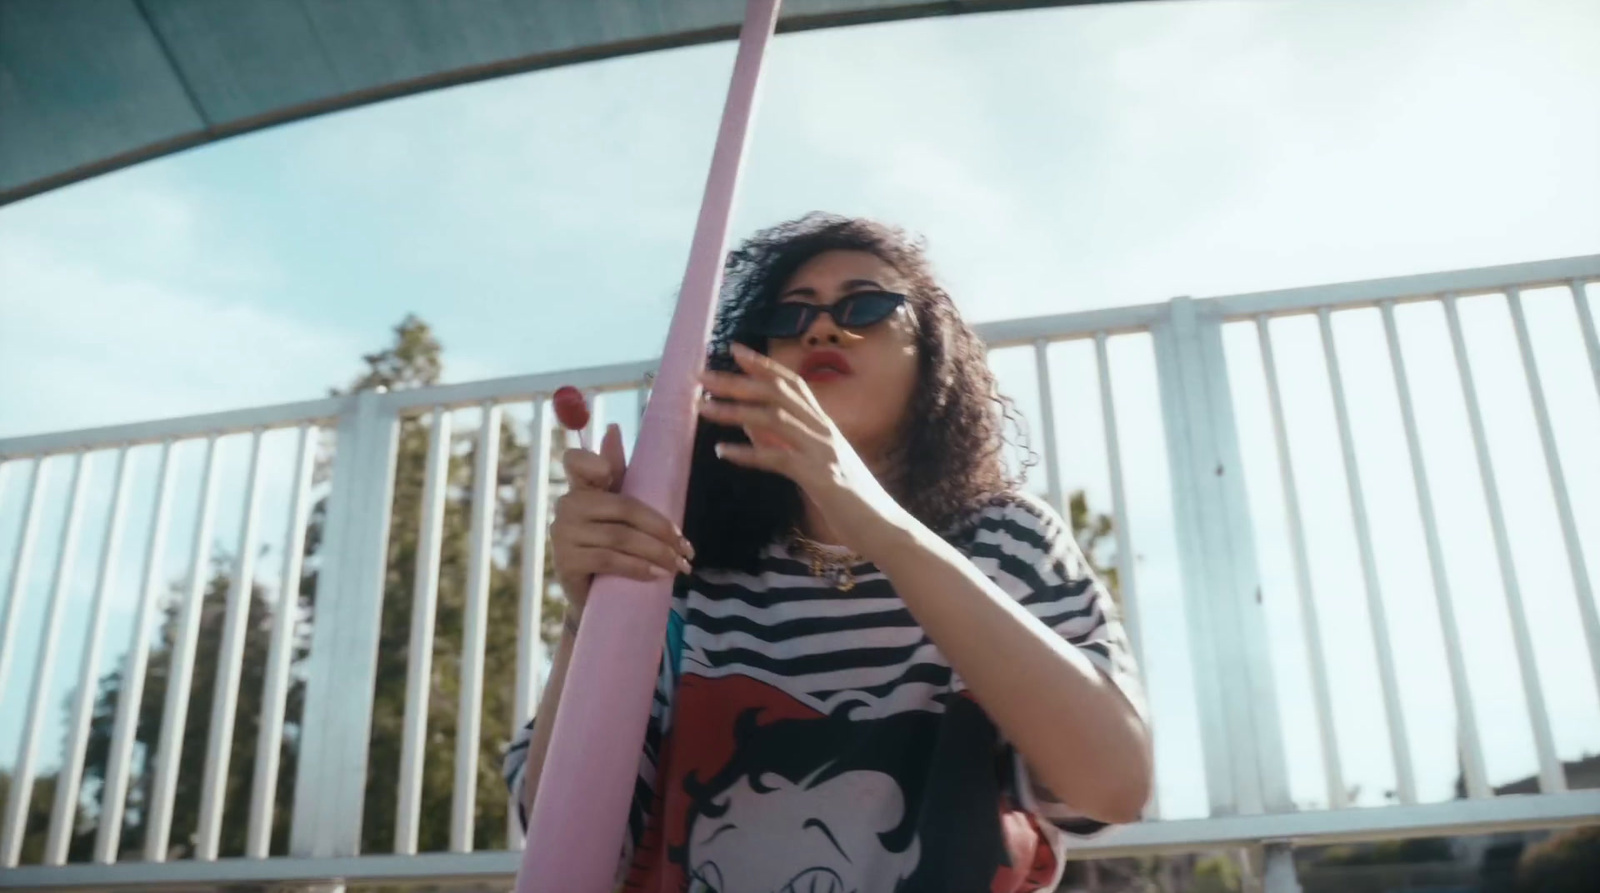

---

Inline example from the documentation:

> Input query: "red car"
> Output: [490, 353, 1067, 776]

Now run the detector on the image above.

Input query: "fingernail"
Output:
[714, 443, 727, 458]
[680, 538, 695, 559]
[678, 557, 693, 575]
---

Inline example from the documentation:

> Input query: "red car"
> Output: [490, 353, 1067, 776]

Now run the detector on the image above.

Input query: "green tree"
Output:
[21, 314, 566, 862]
[353, 314, 565, 852]
[0, 772, 79, 865]
[1190, 853, 1244, 893]
[90, 563, 302, 860]
[1066, 488, 1122, 604]
[6, 556, 304, 862]
[1517, 826, 1600, 893]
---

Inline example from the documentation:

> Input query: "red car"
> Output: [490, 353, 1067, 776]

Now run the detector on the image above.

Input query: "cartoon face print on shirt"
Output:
[683, 768, 918, 893]
[670, 703, 940, 893]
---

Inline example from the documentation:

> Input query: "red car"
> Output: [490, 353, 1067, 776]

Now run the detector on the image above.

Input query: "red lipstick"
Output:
[799, 350, 853, 383]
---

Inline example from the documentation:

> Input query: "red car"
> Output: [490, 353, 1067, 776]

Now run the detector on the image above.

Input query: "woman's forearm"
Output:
[867, 516, 1152, 823]
[520, 617, 579, 815]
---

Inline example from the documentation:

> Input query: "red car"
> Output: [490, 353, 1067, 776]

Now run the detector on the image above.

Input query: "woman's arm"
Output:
[867, 517, 1151, 823]
[520, 614, 579, 815]
[700, 344, 1151, 824]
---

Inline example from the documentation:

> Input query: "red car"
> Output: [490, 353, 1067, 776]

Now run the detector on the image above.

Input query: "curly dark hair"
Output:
[683, 213, 1029, 571]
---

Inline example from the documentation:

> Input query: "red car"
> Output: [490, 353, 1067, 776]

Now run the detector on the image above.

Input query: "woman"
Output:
[505, 214, 1150, 893]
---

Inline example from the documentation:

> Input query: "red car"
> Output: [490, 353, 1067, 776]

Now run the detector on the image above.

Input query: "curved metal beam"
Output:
[0, 1, 1144, 207]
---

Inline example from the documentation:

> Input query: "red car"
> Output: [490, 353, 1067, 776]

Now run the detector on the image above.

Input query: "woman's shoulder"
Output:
[949, 491, 1107, 603]
[943, 489, 1069, 547]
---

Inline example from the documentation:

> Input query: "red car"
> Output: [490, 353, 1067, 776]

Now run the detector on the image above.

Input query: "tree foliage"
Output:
[1517, 826, 1600, 893]
[7, 316, 565, 860]
[352, 315, 565, 852]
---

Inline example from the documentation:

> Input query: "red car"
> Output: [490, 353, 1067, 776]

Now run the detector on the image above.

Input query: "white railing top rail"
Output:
[1204, 253, 1600, 323]
[0, 359, 658, 462]
[0, 396, 346, 463]
[3, 254, 1594, 463]
[978, 254, 1600, 349]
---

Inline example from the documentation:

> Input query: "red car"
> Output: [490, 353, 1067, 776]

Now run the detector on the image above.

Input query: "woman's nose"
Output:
[803, 312, 843, 345]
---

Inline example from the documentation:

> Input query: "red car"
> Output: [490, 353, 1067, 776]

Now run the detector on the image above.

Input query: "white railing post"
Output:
[396, 407, 453, 855]
[1256, 316, 1346, 809]
[1572, 279, 1599, 400]
[583, 389, 604, 447]
[1033, 338, 1065, 514]
[0, 458, 47, 701]
[1378, 302, 1488, 800]
[1442, 293, 1566, 794]
[247, 424, 318, 859]
[1507, 288, 1600, 700]
[1317, 308, 1416, 805]
[197, 429, 268, 860]
[46, 447, 133, 865]
[1, 452, 90, 867]
[1151, 297, 1290, 816]
[146, 436, 222, 862]
[97, 441, 177, 863]
[290, 388, 400, 858]
[1095, 332, 1157, 820]
[510, 398, 555, 845]
[1263, 842, 1304, 893]
[452, 403, 503, 853]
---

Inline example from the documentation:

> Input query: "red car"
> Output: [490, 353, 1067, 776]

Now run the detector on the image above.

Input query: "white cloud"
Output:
[0, 180, 361, 437]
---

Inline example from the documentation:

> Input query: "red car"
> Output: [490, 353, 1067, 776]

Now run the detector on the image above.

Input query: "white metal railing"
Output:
[0, 255, 1596, 889]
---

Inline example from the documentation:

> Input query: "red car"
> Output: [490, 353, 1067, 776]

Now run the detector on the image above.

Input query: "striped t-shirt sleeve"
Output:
[503, 717, 534, 830]
[958, 494, 1148, 834]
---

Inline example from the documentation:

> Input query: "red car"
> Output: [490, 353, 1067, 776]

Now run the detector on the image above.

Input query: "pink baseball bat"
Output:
[516, 2, 782, 890]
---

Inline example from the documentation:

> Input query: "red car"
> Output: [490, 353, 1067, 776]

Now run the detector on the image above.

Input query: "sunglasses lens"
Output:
[757, 293, 902, 337]
[838, 292, 903, 327]
[759, 303, 811, 338]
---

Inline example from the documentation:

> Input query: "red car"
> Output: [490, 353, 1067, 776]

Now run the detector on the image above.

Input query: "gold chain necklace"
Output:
[788, 528, 862, 592]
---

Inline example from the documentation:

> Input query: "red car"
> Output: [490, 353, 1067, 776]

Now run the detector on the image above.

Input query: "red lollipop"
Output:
[553, 386, 591, 448]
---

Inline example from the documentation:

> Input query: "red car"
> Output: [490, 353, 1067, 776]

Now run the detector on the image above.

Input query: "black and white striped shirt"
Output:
[505, 492, 1145, 892]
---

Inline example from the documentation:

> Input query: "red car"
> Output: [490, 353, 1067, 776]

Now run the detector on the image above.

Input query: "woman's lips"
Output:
[800, 350, 852, 382]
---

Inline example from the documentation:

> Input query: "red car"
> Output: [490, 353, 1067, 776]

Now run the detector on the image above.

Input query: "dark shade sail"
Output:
[0, 0, 1157, 205]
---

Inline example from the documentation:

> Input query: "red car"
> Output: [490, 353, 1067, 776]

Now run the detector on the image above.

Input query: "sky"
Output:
[0, 0, 1598, 832]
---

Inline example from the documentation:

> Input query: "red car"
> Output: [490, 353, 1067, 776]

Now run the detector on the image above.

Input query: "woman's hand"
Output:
[699, 343, 912, 557]
[550, 424, 695, 619]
